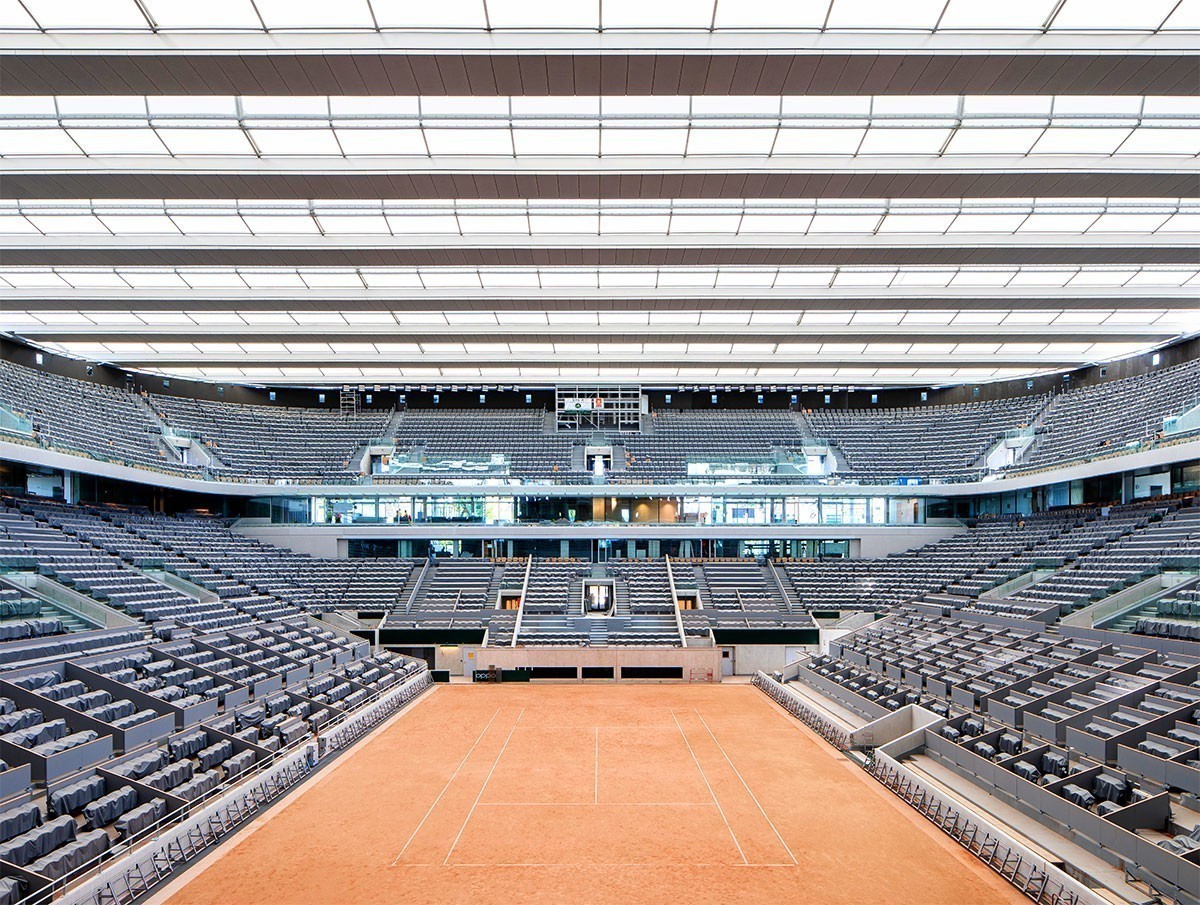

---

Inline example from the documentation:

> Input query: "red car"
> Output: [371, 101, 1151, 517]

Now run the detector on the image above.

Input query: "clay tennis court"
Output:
[157, 684, 1022, 905]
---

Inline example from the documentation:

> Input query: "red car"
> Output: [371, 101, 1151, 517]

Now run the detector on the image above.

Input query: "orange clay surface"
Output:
[161, 684, 1023, 905]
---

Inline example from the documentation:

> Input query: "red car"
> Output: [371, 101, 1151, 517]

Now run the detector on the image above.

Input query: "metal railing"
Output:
[16, 668, 433, 905]
[751, 672, 1101, 905]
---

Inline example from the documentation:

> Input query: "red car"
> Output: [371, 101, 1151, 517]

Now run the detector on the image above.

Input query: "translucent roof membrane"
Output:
[2, 96, 1196, 159]
[0, 265, 1197, 291]
[10, 308, 1190, 332]
[3, 0, 1197, 32]
[2, 199, 1196, 237]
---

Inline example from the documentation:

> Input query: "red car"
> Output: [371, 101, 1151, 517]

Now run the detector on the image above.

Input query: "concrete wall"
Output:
[730, 644, 813, 675]
[473, 645, 721, 681]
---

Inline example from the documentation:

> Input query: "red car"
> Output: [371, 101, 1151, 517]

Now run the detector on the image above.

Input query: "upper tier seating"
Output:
[148, 393, 391, 483]
[3, 355, 1198, 485]
[803, 395, 1045, 483]
[0, 361, 184, 475]
[1020, 358, 1200, 471]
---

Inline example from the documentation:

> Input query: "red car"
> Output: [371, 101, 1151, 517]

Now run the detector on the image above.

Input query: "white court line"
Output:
[388, 706, 502, 867]
[594, 726, 599, 804]
[694, 710, 798, 866]
[670, 709, 747, 866]
[475, 802, 718, 807]
[405, 862, 798, 868]
[443, 707, 525, 866]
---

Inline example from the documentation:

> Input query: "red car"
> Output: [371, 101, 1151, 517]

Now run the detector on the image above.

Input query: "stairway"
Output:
[588, 619, 609, 647]
[383, 408, 405, 439]
[38, 600, 92, 632]
[567, 577, 586, 615]
[613, 580, 631, 616]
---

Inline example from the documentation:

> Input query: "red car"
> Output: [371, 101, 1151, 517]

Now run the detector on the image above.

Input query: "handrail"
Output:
[751, 673, 1103, 905]
[510, 555, 533, 647]
[403, 558, 430, 615]
[18, 668, 433, 905]
[663, 555, 687, 648]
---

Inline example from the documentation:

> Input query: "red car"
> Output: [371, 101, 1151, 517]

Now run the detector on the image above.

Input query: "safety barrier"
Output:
[752, 672, 1101, 905]
[30, 669, 434, 905]
[751, 672, 851, 751]
[863, 753, 1101, 905]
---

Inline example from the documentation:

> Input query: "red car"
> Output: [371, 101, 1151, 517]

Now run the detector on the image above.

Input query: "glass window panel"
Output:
[892, 270, 954, 286]
[248, 129, 342, 155]
[656, 271, 715, 286]
[66, 128, 165, 155]
[485, 0, 599, 29]
[529, 214, 599, 234]
[1162, 0, 1200, 27]
[423, 128, 512, 155]
[0, 215, 37, 235]
[315, 214, 392, 234]
[943, 127, 1043, 155]
[98, 214, 181, 234]
[537, 271, 598, 287]
[481, 273, 540, 287]
[826, 0, 947, 29]
[715, 271, 775, 287]
[1088, 212, 1172, 232]
[0, 0, 38, 27]
[808, 214, 883, 232]
[169, 215, 250, 234]
[46, 273, 121, 289]
[876, 213, 955, 233]
[774, 271, 835, 286]
[22, 0, 148, 28]
[686, 128, 776, 155]
[938, 0, 1059, 28]
[1068, 270, 1137, 286]
[1007, 269, 1074, 286]
[598, 271, 656, 287]
[120, 272, 188, 288]
[300, 273, 363, 287]
[155, 128, 255, 155]
[457, 214, 529, 234]
[253, 0, 374, 28]
[739, 214, 814, 233]
[949, 270, 1016, 286]
[669, 214, 743, 233]
[1158, 213, 1200, 232]
[333, 129, 427, 155]
[0, 130, 82, 156]
[420, 272, 482, 287]
[384, 214, 460, 234]
[597, 213, 671, 233]
[241, 271, 308, 288]
[948, 213, 1029, 232]
[714, 0, 829, 27]
[1050, 0, 1179, 28]
[361, 271, 424, 287]
[832, 271, 893, 287]
[1116, 128, 1200, 156]
[179, 271, 247, 286]
[858, 127, 953, 155]
[511, 129, 599, 155]
[370, 0, 488, 28]
[141, 0, 262, 29]
[24, 215, 109, 234]
[1018, 213, 1100, 231]
[603, 0, 714, 28]
[1031, 128, 1133, 154]
[1124, 270, 1193, 286]
[240, 214, 321, 234]
[601, 129, 688, 155]
[772, 128, 865, 155]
